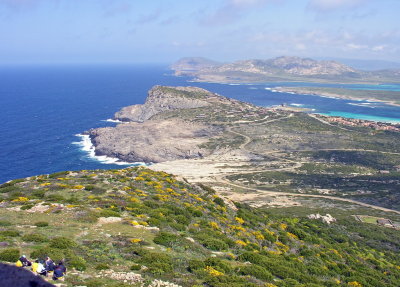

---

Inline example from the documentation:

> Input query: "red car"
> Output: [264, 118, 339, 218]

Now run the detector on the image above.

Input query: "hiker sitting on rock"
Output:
[31, 259, 39, 273]
[33, 259, 47, 276]
[44, 257, 55, 275]
[52, 261, 66, 281]
[19, 255, 31, 267]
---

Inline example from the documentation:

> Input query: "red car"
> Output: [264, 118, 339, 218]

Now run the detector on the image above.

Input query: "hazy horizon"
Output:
[1, 0, 399, 65]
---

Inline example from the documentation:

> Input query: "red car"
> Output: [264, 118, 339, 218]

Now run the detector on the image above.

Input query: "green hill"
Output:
[0, 167, 400, 286]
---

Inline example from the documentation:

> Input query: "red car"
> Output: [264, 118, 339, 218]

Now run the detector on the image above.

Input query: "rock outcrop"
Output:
[114, 86, 211, 122]
[87, 86, 224, 163]
[88, 119, 220, 163]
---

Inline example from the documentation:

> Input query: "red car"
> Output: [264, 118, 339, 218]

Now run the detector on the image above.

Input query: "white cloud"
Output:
[372, 45, 386, 51]
[201, 0, 281, 25]
[345, 43, 367, 50]
[244, 27, 399, 60]
[308, 0, 367, 12]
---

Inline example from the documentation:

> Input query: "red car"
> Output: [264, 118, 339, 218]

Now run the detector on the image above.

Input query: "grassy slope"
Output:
[0, 167, 400, 287]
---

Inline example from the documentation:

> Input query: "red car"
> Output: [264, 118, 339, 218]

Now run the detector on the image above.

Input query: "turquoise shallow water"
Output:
[318, 112, 400, 124]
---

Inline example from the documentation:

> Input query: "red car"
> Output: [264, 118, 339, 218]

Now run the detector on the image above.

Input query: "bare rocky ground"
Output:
[89, 119, 220, 163]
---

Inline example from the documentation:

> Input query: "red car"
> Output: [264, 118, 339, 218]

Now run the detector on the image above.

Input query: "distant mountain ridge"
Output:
[171, 56, 400, 84]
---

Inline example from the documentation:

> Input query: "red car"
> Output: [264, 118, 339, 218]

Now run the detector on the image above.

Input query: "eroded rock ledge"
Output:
[86, 86, 224, 163]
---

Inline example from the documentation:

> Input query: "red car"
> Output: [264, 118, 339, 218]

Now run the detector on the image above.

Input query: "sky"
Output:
[0, 0, 399, 64]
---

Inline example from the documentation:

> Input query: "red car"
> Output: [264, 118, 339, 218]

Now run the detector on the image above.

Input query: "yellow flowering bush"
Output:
[235, 240, 247, 247]
[348, 282, 362, 287]
[235, 217, 245, 224]
[209, 221, 220, 229]
[250, 231, 263, 240]
[287, 232, 299, 240]
[12, 197, 29, 202]
[205, 266, 224, 276]
[129, 197, 140, 203]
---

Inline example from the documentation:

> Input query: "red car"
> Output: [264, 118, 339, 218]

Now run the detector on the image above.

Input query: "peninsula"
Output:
[86, 85, 400, 213]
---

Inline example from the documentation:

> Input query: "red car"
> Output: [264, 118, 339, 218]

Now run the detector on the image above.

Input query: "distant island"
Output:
[171, 56, 400, 84]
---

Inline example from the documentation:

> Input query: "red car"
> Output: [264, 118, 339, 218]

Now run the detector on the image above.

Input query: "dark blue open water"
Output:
[1, 65, 399, 183]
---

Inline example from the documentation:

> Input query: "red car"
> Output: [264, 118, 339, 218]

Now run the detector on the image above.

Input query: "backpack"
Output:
[15, 260, 23, 267]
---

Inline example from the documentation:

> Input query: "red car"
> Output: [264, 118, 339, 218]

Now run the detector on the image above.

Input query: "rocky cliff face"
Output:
[114, 86, 211, 122]
[87, 86, 224, 163]
[89, 119, 219, 163]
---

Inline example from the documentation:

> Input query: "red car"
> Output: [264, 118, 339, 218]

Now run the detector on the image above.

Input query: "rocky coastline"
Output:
[85, 86, 225, 163]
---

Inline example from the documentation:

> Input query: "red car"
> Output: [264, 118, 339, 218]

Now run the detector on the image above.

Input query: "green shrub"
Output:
[34, 221, 49, 227]
[0, 230, 20, 237]
[140, 251, 173, 273]
[84, 185, 95, 191]
[205, 257, 233, 274]
[0, 220, 11, 226]
[69, 256, 87, 271]
[174, 214, 191, 225]
[20, 204, 34, 210]
[22, 233, 48, 243]
[30, 247, 65, 262]
[167, 222, 186, 231]
[48, 171, 69, 178]
[8, 191, 25, 200]
[95, 263, 109, 270]
[200, 237, 228, 251]
[0, 248, 20, 262]
[49, 237, 76, 249]
[99, 209, 121, 218]
[198, 183, 216, 194]
[46, 194, 66, 202]
[187, 207, 202, 217]
[153, 232, 180, 247]
[0, 186, 20, 194]
[130, 264, 141, 271]
[31, 190, 45, 199]
[188, 259, 206, 272]
[146, 262, 173, 275]
[93, 188, 107, 195]
[237, 252, 265, 265]
[235, 264, 273, 280]
[213, 197, 225, 207]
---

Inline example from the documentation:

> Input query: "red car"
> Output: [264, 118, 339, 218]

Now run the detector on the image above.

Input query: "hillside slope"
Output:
[0, 168, 400, 286]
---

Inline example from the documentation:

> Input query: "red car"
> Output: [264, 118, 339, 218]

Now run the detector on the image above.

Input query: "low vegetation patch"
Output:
[0, 167, 399, 287]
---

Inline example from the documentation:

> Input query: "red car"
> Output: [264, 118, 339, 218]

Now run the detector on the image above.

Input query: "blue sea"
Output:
[1, 65, 400, 183]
